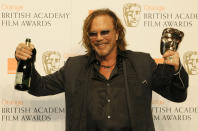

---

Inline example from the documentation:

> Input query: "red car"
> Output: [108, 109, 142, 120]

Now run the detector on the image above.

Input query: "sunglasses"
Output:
[88, 30, 111, 38]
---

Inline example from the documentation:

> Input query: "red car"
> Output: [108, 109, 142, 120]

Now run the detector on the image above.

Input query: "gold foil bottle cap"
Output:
[25, 38, 31, 47]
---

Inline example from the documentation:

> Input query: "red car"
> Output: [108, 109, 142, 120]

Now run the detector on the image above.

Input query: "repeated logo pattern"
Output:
[183, 51, 198, 75]
[123, 3, 141, 27]
[42, 51, 61, 74]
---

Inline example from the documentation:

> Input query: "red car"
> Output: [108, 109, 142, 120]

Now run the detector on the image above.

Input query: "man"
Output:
[15, 9, 188, 131]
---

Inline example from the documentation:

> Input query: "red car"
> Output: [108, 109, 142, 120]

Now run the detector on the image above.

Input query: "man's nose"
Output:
[96, 33, 104, 42]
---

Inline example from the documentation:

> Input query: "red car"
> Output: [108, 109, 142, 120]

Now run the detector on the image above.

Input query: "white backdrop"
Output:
[0, 0, 198, 131]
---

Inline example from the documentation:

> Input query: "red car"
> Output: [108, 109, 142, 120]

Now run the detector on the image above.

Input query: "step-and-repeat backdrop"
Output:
[0, 0, 197, 130]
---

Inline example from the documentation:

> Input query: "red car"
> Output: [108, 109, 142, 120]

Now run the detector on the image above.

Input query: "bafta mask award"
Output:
[160, 28, 184, 55]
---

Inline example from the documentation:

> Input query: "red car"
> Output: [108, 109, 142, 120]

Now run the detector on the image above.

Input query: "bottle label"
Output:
[15, 72, 23, 84]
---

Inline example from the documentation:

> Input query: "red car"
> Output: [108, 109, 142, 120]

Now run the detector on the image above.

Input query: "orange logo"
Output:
[154, 58, 164, 64]
[8, 58, 17, 74]
[88, 10, 94, 15]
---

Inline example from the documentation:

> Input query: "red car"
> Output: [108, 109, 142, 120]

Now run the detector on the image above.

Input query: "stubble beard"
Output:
[94, 43, 117, 60]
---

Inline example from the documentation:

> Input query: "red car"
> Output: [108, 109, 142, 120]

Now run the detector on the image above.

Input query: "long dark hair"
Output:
[82, 8, 127, 55]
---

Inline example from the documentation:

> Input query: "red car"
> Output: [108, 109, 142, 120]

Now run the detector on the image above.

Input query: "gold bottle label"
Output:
[15, 72, 23, 84]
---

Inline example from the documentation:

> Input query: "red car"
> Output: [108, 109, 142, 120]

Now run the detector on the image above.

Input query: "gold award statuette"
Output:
[160, 28, 184, 55]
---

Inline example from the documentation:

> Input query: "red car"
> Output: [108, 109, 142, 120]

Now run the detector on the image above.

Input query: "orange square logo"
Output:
[8, 58, 17, 74]
[154, 58, 164, 64]
[88, 10, 94, 15]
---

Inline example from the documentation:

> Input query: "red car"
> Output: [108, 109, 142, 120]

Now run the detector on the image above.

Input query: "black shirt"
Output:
[87, 51, 131, 131]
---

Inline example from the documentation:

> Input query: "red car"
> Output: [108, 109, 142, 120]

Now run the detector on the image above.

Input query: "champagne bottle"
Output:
[15, 38, 36, 91]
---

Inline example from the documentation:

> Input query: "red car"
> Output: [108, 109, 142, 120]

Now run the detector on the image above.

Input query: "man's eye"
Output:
[101, 30, 110, 35]
[88, 32, 97, 37]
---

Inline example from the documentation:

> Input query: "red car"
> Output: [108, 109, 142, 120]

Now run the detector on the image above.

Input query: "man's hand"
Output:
[163, 50, 180, 72]
[15, 43, 35, 61]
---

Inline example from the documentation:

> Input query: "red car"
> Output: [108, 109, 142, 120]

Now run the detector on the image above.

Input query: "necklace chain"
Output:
[100, 62, 116, 69]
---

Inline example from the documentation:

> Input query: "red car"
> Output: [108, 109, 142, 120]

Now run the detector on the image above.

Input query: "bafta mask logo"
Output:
[42, 51, 61, 74]
[183, 51, 198, 75]
[123, 3, 141, 27]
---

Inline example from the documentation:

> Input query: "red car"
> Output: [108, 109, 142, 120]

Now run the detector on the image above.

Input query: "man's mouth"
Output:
[94, 43, 106, 48]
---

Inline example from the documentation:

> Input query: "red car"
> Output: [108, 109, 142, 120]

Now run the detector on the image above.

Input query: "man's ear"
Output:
[116, 32, 119, 41]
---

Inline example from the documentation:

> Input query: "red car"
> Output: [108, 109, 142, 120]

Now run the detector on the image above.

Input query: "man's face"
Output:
[126, 6, 141, 27]
[88, 15, 118, 57]
[187, 54, 198, 75]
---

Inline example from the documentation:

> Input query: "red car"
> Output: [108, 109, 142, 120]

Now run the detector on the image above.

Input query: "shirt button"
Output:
[107, 99, 111, 103]
[107, 115, 111, 119]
